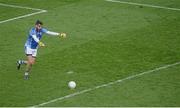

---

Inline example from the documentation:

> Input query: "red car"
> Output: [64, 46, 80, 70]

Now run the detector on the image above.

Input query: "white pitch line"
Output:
[0, 3, 47, 24]
[67, 71, 74, 74]
[0, 10, 47, 24]
[105, 0, 180, 11]
[32, 61, 180, 107]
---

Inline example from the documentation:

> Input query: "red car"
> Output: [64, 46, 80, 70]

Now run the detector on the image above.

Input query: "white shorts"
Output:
[25, 46, 38, 57]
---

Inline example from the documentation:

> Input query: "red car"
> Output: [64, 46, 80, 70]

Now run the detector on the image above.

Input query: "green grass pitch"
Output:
[0, 0, 180, 107]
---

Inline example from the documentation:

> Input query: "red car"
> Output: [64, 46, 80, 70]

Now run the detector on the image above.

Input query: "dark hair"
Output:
[35, 20, 43, 25]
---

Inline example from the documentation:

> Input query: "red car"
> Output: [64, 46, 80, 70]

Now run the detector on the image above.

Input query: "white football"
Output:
[68, 81, 76, 89]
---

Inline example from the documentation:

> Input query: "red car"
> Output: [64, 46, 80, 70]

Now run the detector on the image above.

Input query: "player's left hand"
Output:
[59, 32, 66, 38]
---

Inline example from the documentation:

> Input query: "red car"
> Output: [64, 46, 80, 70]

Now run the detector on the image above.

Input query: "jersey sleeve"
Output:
[46, 31, 60, 36]
[29, 28, 36, 35]
[42, 28, 48, 33]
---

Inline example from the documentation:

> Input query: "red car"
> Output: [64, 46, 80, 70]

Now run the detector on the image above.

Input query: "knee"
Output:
[29, 60, 35, 65]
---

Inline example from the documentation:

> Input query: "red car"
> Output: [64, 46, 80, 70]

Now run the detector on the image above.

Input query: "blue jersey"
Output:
[25, 28, 48, 49]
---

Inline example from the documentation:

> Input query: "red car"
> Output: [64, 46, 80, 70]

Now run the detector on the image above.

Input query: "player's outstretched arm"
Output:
[59, 32, 66, 38]
[46, 31, 66, 38]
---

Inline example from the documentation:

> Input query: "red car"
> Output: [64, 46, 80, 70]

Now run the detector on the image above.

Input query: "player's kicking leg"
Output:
[18, 46, 37, 80]
[17, 60, 27, 70]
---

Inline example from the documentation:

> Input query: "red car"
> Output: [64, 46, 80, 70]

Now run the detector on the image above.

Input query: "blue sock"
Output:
[19, 60, 25, 64]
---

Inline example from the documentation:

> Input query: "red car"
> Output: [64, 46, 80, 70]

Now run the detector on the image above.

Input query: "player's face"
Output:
[35, 24, 42, 31]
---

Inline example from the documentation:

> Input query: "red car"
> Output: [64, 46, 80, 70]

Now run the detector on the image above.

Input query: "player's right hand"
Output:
[38, 41, 45, 47]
